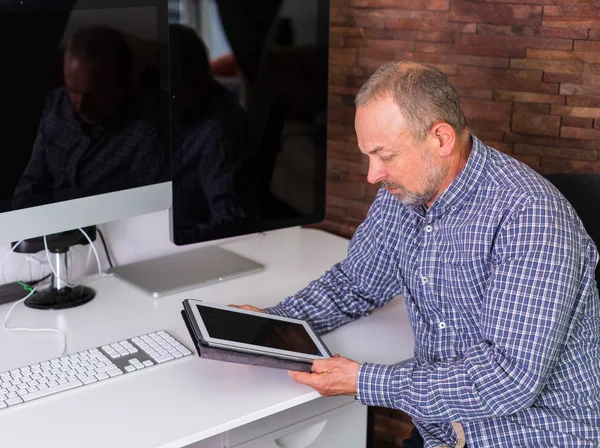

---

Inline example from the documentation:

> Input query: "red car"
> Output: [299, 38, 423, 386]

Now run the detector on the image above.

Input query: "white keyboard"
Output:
[0, 330, 192, 410]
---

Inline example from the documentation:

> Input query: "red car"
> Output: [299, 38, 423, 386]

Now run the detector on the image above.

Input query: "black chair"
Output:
[543, 173, 600, 283]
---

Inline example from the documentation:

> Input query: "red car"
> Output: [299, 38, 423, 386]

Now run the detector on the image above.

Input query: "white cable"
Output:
[78, 228, 102, 275]
[2, 240, 23, 284]
[3, 287, 67, 356]
[43, 236, 76, 288]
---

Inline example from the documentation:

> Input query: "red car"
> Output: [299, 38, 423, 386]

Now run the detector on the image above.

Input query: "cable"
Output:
[28, 273, 51, 287]
[3, 283, 67, 356]
[2, 240, 23, 284]
[78, 228, 102, 275]
[96, 228, 114, 268]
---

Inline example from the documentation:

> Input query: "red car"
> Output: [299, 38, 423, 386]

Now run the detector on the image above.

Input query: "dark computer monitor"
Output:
[168, 0, 329, 270]
[0, 0, 171, 308]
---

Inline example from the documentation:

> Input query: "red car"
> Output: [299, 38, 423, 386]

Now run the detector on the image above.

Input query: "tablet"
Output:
[182, 299, 331, 362]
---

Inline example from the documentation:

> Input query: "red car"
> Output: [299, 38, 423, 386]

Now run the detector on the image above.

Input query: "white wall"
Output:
[0, 210, 264, 286]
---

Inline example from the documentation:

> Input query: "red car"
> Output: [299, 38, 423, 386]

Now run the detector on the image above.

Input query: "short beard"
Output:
[382, 152, 448, 207]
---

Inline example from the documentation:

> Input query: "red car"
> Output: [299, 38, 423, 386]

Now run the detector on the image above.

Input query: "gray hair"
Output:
[355, 61, 467, 142]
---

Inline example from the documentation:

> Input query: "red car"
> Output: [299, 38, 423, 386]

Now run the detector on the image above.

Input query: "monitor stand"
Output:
[108, 245, 264, 298]
[25, 250, 96, 310]
[12, 227, 97, 310]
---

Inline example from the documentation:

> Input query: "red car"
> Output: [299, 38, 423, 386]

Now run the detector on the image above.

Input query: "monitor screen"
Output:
[0, 0, 171, 244]
[169, 0, 328, 245]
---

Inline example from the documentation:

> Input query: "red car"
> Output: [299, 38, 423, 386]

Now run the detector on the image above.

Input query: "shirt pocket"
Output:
[440, 255, 488, 318]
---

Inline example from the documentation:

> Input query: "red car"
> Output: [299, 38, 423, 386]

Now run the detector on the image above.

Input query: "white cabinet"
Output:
[226, 397, 367, 448]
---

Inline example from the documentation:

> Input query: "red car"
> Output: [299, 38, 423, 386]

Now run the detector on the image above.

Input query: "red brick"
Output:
[590, 30, 600, 40]
[544, 5, 600, 18]
[415, 31, 456, 43]
[512, 154, 541, 167]
[510, 58, 583, 73]
[584, 63, 600, 74]
[405, 51, 509, 69]
[350, 0, 450, 9]
[455, 43, 526, 58]
[364, 28, 417, 41]
[561, 126, 600, 140]
[544, 72, 600, 85]
[527, 49, 600, 63]
[512, 113, 561, 136]
[329, 84, 359, 96]
[486, 141, 514, 154]
[329, 65, 364, 77]
[454, 67, 558, 94]
[468, 117, 511, 133]
[505, 132, 600, 150]
[327, 180, 365, 199]
[462, 98, 512, 122]
[346, 38, 415, 51]
[539, 159, 600, 175]
[561, 116, 595, 128]
[512, 102, 551, 114]
[495, 91, 563, 104]
[329, 105, 357, 124]
[542, 16, 600, 29]
[385, 19, 476, 33]
[361, 8, 449, 22]
[472, 129, 505, 141]
[449, 1, 542, 26]
[551, 105, 600, 119]
[596, 119, 600, 129]
[567, 95, 600, 107]
[330, 7, 354, 27]
[455, 87, 494, 99]
[504, 133, 600, 150]
[425, 63, 458, 75]
[574, 40, 600, 52]
[560, 84, 600, 96]
[488, 0, 600, 3]
[514, 144, 597, 161]
[476, 24, 588, 39]
[458, 34, 573, 51]
[330, 47, 357, 66]
[415, 42, 455, 54]
[328, 123, 358, 143]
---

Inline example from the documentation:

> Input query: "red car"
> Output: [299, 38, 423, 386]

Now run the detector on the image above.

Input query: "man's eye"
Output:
[379, 155, 394, 162]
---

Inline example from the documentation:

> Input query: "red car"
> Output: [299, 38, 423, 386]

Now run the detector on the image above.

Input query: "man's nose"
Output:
[367, 160, 386, 184]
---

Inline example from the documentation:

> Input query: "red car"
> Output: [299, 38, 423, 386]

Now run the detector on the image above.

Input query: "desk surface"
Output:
[0, 227, 414, 447]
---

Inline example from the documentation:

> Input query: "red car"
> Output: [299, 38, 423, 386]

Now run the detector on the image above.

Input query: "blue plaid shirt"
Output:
[266, 135, 600, 447]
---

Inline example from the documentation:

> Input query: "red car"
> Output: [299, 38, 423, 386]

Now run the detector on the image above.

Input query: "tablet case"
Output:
[181, 309, 314, 372]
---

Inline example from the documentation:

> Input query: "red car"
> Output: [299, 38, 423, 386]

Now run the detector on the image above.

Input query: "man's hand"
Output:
[228, 304, 266, 313]
[288, 354, 360, 397]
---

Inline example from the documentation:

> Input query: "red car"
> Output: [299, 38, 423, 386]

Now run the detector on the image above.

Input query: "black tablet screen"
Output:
[197, 305, 323, 356]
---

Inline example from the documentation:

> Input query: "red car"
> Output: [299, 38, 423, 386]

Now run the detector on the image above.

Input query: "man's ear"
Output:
[430, 123, 456, 158]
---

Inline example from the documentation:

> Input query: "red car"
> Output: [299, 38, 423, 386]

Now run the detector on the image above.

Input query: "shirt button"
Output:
[438, 322, 446, 329]
[421, 276, 429, 285]
[425, 225, 433, 232]
[451, 206, 457, 211]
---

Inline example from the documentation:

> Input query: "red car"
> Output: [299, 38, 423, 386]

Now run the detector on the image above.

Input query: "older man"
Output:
[235, 61, 600, 447]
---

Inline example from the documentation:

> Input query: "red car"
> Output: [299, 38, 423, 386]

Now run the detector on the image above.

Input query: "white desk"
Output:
[0, 227, 414, 448]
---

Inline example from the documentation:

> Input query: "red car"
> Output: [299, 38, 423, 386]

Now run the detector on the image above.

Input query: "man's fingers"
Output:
[288, 370, 313, 385]
[228, 304, 266, 313]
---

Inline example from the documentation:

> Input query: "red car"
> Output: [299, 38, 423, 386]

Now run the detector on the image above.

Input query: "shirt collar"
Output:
[425, 133, 490, 219]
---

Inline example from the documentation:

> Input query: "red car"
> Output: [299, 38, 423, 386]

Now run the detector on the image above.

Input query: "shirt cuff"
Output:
[263, 303, 292, 317]
[356, 362, 400, 408]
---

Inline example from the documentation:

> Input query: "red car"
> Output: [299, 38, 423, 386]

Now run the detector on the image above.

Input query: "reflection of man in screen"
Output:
[14, 25, 166, 199]
[170, 24, 258, 244]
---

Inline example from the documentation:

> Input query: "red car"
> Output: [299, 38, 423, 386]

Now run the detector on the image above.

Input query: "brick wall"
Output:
[319, 0, 600, 240]
[315, 0, 600, 445]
